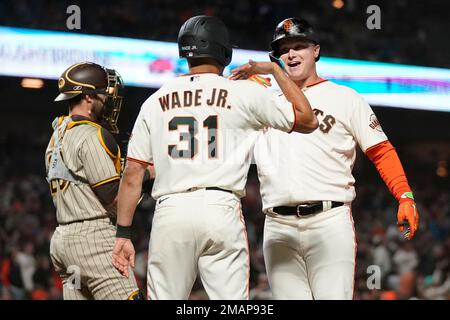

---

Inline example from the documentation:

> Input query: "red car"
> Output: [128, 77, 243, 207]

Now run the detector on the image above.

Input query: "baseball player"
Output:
[46, 62, 142, 300]
[111, 15, 318, 300]
[231, 17, 420, 300]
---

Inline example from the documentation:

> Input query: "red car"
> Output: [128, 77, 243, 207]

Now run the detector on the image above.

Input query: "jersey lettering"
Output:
[313, 108, 336, 134]
[168, 115, 219, 159]
[168, 116, 198, 159]
[49, 179, 70, 196]
[159, 89, 231, 111]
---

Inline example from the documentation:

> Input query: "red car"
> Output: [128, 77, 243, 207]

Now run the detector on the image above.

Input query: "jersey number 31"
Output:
[168, 116, 218, 159]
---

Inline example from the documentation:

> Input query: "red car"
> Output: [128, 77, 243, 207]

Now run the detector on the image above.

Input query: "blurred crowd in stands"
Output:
[0, 0, 448, 68]
[0, 127, 449, 300]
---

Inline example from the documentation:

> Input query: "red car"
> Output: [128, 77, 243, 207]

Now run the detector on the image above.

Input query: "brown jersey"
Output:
[45, 115, 121, 224]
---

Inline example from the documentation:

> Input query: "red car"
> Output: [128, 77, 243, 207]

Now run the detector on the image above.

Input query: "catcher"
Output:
[45, 62, 143, 300]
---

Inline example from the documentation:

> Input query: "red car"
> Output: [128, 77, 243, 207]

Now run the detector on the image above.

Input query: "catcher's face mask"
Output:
[101, 69, 124, 134]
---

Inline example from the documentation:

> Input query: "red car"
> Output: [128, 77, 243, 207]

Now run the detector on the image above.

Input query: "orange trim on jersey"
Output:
[238, 202, 250, 300]
[365, 140, 412, 202]
[146, 252, 152, 300]
[349, 208, 357, 300]
[305, 78, 328, 88]
[288, 103, 297, 133]
[91, 175, 120, 188]
[126, 157, 153, 166]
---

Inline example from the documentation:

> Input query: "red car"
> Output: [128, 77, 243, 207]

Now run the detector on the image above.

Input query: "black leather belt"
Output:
[273, 201, 344, 217]
[205, 187, 232, 194]
[187, 187, 232, 194]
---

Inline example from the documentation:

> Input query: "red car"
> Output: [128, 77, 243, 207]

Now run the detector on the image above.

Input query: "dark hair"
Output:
[67, 94, 85, 110]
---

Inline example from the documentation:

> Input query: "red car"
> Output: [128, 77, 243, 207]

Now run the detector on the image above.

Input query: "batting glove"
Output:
[248, 74, 272, 88]
[397, 192, 419, 240]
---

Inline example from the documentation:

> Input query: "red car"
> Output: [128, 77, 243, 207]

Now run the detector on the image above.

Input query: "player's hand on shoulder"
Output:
[229, 60, 277, 80]
[397, 192, 419, 240]
[112, 237, 135, 278]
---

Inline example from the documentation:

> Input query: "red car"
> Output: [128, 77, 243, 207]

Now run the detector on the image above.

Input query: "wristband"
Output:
[399, 191, 414, 203]
[116, 224, 132, 239]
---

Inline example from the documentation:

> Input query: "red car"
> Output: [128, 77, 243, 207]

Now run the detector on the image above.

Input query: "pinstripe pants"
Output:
[50, 217, 138, 300]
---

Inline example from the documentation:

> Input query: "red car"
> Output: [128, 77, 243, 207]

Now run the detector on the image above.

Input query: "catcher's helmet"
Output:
[55, 62, 124, 133]
[178, 15, 233, 67]
[270, 17, 320, 63]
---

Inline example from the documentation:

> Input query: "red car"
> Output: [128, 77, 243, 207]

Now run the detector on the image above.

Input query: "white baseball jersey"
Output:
[127, 72, 295, 199]
[255, 80, 388, 211]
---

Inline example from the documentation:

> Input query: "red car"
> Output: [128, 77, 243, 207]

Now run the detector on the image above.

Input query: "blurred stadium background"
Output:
[0, 0, 449, 300]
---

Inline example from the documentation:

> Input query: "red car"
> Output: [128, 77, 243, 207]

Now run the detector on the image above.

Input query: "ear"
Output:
[314, 44, 320, 60]
[84, 94, 94, 104]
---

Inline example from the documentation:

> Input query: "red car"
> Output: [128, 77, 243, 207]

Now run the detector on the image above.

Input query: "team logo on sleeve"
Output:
[369, 114, 383, 132]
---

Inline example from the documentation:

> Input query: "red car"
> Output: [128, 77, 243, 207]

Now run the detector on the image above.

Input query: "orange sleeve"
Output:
[365, 140, 412, 202]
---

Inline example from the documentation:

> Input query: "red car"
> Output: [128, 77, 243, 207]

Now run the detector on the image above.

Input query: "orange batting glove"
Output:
[228, 73, 272, 88]
[247, 74, 272, 88]
[397, 192, 419, 240]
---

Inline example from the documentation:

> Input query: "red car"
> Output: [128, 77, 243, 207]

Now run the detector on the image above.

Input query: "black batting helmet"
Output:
[55, 62, 124, 133]
[178, 15, 233, 67]
[270, 17, 320, 63]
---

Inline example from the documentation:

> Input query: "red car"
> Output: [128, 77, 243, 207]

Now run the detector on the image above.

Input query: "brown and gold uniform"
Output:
[46, 115, 139, 300]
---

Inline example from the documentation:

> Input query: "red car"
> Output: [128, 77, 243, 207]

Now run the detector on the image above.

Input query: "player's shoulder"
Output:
[229, 77, 267, 90]
[66, 116, 99, 139]
[139, 77, 186, 111]
[321, 81, 367, 107]
[320, 80, 359, 96]
[67, 117, 119, 156]
[97, 127, 119, 157]
[318, 80, 358, 95]
[227, 78, 273, 100]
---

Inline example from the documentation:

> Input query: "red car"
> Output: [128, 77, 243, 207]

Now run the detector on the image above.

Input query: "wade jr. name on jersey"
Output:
[159, 89, 232, 111]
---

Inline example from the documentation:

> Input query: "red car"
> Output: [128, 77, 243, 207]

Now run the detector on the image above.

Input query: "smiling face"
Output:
[277, 37, 320, 82]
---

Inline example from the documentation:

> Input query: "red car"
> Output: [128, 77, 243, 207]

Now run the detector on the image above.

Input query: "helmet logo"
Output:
[73, 85, 82, 90]
[58, 78, 65, 89]
[283, 20, 293, 33]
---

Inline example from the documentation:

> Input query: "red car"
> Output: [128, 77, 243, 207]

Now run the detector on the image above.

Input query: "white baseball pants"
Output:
[147, 188, 250, 300]
[263, 204, 356, 300]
